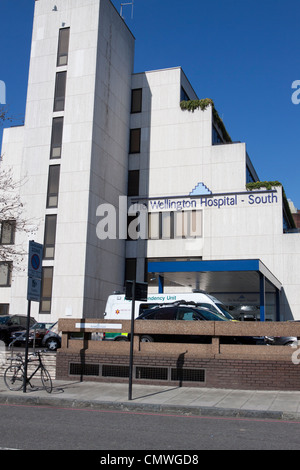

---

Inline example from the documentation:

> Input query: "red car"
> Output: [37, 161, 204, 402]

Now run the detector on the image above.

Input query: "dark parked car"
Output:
[10, 322, 54, 346]
[0, 315, 36, 346]
[42, 322, 61, 351]
[136, 304, 230, 343]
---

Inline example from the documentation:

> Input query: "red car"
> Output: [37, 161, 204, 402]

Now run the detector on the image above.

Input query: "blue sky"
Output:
[1, 0, 300, 206]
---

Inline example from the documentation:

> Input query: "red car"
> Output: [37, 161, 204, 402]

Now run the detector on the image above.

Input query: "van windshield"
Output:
[216, 304, 234, 320]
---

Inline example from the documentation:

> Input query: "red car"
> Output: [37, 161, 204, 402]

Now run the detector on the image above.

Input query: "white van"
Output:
[103, 291, 233, 340]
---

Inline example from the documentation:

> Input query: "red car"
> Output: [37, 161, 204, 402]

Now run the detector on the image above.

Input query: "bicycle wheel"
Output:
[4, 364, 24, 391]
[41, 367, 52, 393]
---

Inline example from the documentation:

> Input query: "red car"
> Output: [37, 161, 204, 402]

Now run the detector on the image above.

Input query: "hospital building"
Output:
[1, 0, 300, 323]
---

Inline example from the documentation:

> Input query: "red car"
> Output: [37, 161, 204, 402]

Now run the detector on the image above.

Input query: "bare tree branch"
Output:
[0, 108, 37, 270]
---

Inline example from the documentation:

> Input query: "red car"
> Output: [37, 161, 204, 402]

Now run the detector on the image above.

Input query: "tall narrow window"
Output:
[46, 165, 60, 208]
[174, 211, 188, 239]
[57, 27, 70, 66]
[50, 117, 64, 159]
[190, 210, 202, 238]
[0, 220, 16, 245]
[40, 267, 53, 314]
[161, 212, 174, 239]
[43, 215, 57, 260]
[0, 262, 12, 287]
[148, 212, 160, 240]
[129, 128, 141, 154]
[127, 170, 139, 197]
[125, 258, 136, 282]
[0, 304, 9, 314]
[131, 88, 142, 113]
[53, 71, 67, 112]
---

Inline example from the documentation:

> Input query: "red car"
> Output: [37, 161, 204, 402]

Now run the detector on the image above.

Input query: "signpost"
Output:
[126, 280, 148, 400]
[23, 241, 43, 393]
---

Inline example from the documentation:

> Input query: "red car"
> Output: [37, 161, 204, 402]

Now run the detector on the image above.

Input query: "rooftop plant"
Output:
[180, 99, 232, 143]
[246, 181, 296, 229]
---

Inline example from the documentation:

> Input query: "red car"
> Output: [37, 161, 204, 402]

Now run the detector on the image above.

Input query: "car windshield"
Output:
[31, 322, 54, 330]
[196, 309, 229, 321]
[0, 316, 10, 324]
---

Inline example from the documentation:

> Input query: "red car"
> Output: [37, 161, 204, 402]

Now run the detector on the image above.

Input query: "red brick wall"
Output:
[56, 351, 300, 391]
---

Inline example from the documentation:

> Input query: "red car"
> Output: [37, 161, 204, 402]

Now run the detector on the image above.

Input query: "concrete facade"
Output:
[1, 0, 300, 323]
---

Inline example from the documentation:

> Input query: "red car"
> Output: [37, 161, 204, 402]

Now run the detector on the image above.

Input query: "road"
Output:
[0, 402, 300, 452]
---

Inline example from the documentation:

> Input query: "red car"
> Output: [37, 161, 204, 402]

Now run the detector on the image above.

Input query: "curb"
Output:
[0, 392, 299, 421]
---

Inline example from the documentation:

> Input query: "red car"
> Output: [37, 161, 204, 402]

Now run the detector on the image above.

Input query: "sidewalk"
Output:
[1, 376, 300, 420]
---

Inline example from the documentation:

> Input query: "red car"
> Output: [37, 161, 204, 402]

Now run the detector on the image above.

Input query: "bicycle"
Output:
[4, 350, 52, 393]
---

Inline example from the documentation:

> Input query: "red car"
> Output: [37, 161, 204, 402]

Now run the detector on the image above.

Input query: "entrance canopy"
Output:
[147, 259, 282, 321]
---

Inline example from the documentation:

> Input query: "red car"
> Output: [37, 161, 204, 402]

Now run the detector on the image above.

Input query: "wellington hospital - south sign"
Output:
[146, 182, 279, 212]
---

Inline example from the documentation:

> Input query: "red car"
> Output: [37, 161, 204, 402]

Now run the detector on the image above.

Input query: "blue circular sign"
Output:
[31, 254, 40, 271]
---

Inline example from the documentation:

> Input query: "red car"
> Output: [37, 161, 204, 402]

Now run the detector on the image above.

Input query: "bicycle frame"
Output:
[4, 350, 52, 393]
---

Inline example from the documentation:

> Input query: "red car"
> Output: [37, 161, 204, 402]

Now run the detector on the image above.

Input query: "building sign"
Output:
[147, 183, 279, 212]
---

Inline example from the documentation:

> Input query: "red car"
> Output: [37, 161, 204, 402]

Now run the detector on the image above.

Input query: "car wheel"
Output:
[140, 335, 154, 342]
[46, 338, 60, 351]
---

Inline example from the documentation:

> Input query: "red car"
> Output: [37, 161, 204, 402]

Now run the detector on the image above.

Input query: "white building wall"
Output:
[0, 0, 135, 321]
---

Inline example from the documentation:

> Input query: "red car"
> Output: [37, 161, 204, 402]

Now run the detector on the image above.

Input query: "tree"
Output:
[0, 107, 36, 275]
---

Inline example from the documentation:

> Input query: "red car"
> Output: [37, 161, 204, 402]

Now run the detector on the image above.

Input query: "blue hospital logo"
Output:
[189, 182, 212, 196]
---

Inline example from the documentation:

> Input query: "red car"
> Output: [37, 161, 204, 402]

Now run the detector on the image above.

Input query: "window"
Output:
[175, 210, 202, 239]
[127, 170, 139, 196]
[148, 212, 160, 240]
[148, 211, 202, 240]
[0, 304, 9, 315]
[43, 215, 57, 260]
[129, 128, 141, 154]
[176, 308, 198, 321]
[46, 165, 60, 208]
[53, 71, 67, 112]
[0, 262, 12, 287]
[246, 165, 256, 184]
[57, 28, 70, 66]
[152, 307, 175, 320]
[50, 117, 64, 158]
[161, 212, 174, 239]
[212, 126, 223, 145]
[131, 88, 142, 113]
[40, 267, 53, 314]
[125, 258, 136, 282]
[181, 87, 190, 102]
[0, 220, 15, 245]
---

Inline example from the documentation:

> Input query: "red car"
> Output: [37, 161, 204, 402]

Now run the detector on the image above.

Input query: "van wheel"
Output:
[115, 336, 129, 342]
[140, 335, 154, 342]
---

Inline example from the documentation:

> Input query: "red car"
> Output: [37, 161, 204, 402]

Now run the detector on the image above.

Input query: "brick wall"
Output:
[56, 351, 300, 391]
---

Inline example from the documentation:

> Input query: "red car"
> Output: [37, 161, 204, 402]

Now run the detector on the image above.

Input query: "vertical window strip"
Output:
[46, 165, 60, 208]
[40, 267, 54, 314]
[50, 117, 64, 159]
[57, 27, 70, 67]
[43, 215, 57, 260]
[53, 71, 67, 112]
[148, 211, 202, 240]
